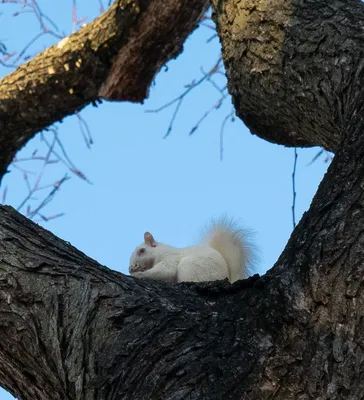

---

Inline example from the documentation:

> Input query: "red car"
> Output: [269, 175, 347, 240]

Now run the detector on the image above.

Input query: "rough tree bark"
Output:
[0, 0, 209, 181]
[213, 0, 364, 152]
[1, 0, 364, 399]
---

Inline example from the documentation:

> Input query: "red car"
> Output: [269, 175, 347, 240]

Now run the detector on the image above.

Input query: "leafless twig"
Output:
[0, 0, 64, 67]
[306, 149, 333, 166]
[220, 110, 235, 161]
[146, 58, 227, 139]
[292, 148, 298, 229]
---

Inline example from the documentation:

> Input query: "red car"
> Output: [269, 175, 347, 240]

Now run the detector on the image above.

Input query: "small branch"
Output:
[306, 148, 334, 166]
[146, 58, 225, 138]
[40, 128, 91, 184]
[1, 0, 64, 67]
[27, 174, 70, 219]
[292, 148, 298, 229]
[76, 112, 93, 148]
[189, 92, 228, 135]
[98, 0, 105, 14]
[220, 110, 235, 161]
[9, 122, 90, 221]
[1, 186, 7, 204]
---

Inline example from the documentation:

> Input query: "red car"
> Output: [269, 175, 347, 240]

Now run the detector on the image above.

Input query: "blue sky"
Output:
[0, 1, 330, 398]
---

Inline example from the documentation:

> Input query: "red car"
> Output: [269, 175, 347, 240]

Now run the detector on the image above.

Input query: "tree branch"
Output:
[0, 204, 267, 399]
[2, 0, 364, 397]
[0, 0, 210, 182]
[213, 0, 364, 152]
[1, 118, 364, 397]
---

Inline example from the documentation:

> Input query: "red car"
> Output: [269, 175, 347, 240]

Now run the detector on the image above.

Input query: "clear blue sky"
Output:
[0, 1, 330, 398]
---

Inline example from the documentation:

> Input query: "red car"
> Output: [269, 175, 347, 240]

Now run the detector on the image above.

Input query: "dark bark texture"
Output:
[0, 0, 209, 182]
[1, 128, 364, 400]
[213, 0, 364, 152]
[1, 0, 364, 399]
[0, 205, 270, 400]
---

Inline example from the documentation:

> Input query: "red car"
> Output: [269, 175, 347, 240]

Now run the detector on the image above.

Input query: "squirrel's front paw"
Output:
[129, 263, 146, 273]
[129, 264, 139, 273]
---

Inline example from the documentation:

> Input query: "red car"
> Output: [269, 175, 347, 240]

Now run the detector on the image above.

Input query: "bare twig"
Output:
[6, 124, 90, 220]
[0, 1, 95, 221]
[34, 212, 65, 223]
[71, 0, 88, 32]
[1, 186, 7, 204]
[292, 148, 298, 229]
[189, 93, 229, 136]
[98, 0, 105, 13]
[76, 112, 93, 148]
[146, 58, 226, 138]
[40, 128, 92, 183]
[219, 110, 235, 161]
[27, 174, 70, 219]
[1, 0, 64, 67]
[16, 132, 58, 213]
[72, 0, 77, 33]
[306, 149, 333, 166]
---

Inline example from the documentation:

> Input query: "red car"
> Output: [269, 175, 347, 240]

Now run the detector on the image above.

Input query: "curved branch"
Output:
[0, 0, 210, 181]
[1, 120, 364, 398]
[0, 204, 270, 399]
[213, 0, 364, 152]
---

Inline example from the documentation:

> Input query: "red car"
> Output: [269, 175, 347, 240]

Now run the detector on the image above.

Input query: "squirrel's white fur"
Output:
[129, 217, 254, 283]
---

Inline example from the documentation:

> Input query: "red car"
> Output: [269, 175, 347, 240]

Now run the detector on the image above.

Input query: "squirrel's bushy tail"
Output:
[200, 216, 255, 283]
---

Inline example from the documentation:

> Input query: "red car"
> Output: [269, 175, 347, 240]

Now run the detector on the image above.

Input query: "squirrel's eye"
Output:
[138, 248, 145, 256]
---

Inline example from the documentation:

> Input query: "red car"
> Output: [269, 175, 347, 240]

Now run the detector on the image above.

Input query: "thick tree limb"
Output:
[0, 204, 264, 399]
[213, 0, 364, 152]
[1, 119, 364, 398]
[0, 0, 210, 182]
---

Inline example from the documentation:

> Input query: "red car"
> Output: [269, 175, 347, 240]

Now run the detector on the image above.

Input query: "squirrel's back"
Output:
[200, 217, 254, 283]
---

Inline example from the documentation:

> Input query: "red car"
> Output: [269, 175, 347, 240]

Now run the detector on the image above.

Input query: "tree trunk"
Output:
[1, 0, 364, 399]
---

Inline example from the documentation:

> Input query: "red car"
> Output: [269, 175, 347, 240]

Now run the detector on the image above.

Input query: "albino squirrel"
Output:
[129, 217, 255, 283]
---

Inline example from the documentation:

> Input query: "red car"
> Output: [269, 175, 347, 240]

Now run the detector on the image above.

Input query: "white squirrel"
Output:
[129, 217, 255, 283]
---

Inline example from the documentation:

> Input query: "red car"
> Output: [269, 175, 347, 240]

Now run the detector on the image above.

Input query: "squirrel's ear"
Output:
[144, 232, 157, 247]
